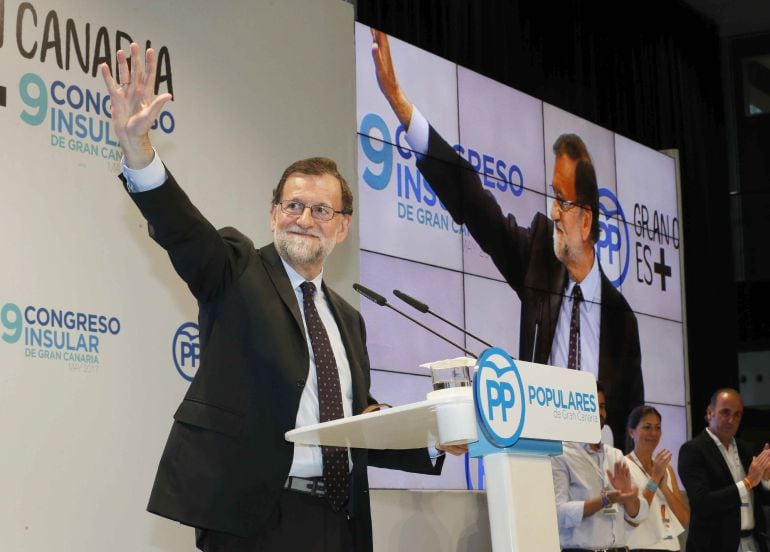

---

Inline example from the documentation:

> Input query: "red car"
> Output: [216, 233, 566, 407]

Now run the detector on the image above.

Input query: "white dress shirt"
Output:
[549, 255, 602, 378]
[281, 261, 354, 476]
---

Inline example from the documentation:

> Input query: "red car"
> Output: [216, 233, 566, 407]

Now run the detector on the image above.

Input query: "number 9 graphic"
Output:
[1, 303, 23, 344]
[19, 73, 48, 126]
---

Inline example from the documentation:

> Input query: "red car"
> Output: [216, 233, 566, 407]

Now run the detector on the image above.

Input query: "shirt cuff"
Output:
[428, 446, 445, 467]
[738, 479, 751, 501]
[404, 105, 430, 159]
[121, 149, 167, 193]
[557, 501, 584, 529]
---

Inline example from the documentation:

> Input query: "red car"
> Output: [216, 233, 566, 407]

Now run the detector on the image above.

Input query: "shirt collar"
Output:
[705, 427, 736, 452]
[565, 252, 601, 312]
[279, 257, 324, 293]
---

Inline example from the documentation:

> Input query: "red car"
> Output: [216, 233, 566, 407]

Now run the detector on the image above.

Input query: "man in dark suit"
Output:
[679, 388, 770, 552]
[101, 43, 456, 552]
[370, 29, 643, 445]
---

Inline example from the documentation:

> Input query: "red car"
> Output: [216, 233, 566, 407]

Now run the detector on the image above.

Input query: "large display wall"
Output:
[356, 24, 687, 489]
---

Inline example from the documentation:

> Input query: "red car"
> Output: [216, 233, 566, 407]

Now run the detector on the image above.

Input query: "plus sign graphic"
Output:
[653, 247, 672, 291]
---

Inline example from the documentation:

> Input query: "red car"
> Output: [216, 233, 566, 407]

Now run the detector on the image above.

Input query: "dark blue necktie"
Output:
[300, 281, 349, 510]
[568, 284, 583, 370]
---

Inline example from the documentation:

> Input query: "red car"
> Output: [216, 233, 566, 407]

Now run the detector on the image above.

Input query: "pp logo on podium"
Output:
[474, 347, 526, 447]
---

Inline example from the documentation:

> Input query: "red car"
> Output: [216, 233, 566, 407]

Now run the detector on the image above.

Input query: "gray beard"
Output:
[273, 226, 336, 269]
[553, 226, 569, 264]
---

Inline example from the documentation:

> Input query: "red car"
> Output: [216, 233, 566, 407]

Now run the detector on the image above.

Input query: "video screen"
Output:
[356, 24, 686, 489]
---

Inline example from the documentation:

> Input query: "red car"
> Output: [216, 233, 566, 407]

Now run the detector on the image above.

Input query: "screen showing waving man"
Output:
[370, 29, 643, 446]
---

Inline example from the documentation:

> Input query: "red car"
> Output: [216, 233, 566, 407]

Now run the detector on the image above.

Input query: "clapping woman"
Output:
[625, 405, 690, 551]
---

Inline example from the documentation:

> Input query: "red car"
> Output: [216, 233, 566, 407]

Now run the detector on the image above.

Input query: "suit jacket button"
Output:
[296, 380, 305, 389]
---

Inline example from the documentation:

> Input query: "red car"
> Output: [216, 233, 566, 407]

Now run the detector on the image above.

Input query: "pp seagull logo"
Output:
[596, 188, 630, 288]
[172, 322, 199, 382]
[474, 348, 526, 447]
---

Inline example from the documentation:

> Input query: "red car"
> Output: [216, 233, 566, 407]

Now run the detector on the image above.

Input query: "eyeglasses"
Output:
[276, 200, 350, 222]
[550, 185, 579, 213]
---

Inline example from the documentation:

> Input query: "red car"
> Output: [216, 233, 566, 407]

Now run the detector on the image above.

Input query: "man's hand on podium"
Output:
[435, 443, 469, 456]
[362, 403, 392, 414]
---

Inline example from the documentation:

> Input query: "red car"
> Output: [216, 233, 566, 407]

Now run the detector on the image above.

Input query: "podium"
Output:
[286, 348, 600, 552]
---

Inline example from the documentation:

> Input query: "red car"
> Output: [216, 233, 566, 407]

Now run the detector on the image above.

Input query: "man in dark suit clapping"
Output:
[679, 388, 770, 552]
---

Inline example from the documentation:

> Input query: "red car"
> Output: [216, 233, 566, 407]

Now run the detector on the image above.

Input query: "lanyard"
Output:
[585, 444, 610, 488]
[628, 451, 650, 477]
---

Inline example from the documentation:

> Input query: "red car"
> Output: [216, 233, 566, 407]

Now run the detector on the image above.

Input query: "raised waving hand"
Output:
[100, 42, 172, 169]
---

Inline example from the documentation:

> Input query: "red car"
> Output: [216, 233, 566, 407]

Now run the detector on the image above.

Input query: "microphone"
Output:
[393, 289, 494, 349]
[353, 283, 477, 358]
[392, 289, 429, 313]
[353, 283, 387, 306]
[532, 296, 544, 363]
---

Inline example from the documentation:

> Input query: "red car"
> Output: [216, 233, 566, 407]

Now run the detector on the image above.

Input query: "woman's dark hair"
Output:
[625, 404, 662, 453]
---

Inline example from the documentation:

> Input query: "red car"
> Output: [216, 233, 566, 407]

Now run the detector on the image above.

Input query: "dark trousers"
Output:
[195, 490, 354, 552]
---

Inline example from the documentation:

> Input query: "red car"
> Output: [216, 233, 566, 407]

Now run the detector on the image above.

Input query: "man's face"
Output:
[551, 155, 590, 264]
[597, 390, 607, 429]
[706, 391, 743, 445]
[270, 172, 350, 273]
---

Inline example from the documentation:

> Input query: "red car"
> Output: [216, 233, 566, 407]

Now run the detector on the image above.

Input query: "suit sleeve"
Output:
[416, 126, 534, 292]
[678, 440, 742, 516]
[628, 316, 643, 409]
[367, 447, 444, 475]
[626, 316, 644, 442]
[124, 170, 252, 303]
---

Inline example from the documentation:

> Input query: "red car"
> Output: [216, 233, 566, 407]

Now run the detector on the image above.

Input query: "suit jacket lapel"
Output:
[260, 243, 304, 333]
[324, 283, 368, 414]
[261, 244, 367, 413]
[699, 430, 737, 485]
[736, 438, 754, 473]
[544, 262, 567, 354]
[598, 271, 613, 380]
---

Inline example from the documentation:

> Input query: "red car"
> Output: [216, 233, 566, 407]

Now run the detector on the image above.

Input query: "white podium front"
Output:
[286, 349, 601, 552]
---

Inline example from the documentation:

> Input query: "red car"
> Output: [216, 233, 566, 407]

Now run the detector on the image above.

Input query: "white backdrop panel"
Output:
[0, 1, 356, 551]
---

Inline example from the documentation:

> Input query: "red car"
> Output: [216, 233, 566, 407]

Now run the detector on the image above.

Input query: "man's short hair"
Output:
[708, 387, 742, 410]
[272, 157, 353, 215]
[552, 134, 599, 243]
